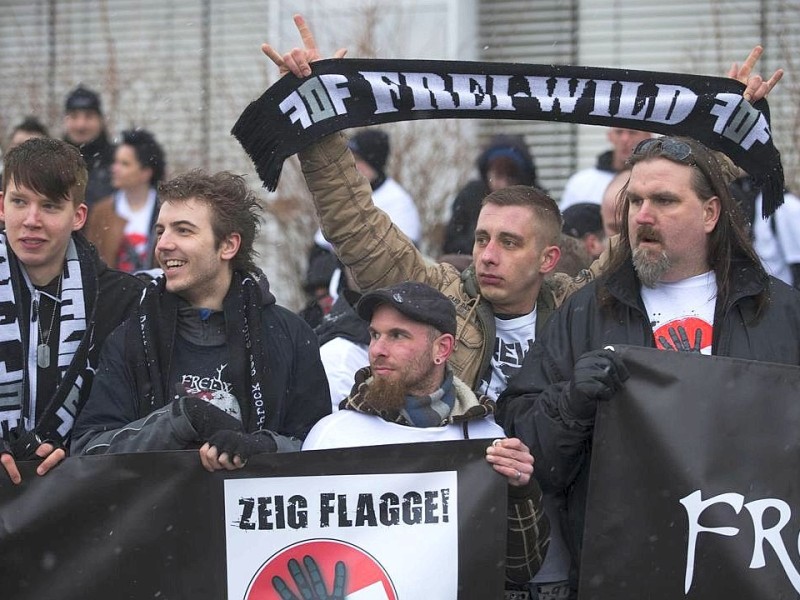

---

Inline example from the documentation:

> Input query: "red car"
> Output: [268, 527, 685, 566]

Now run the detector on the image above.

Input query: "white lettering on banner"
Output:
[276, 70, 771, 154]
[710, 94, 772, 150]
[278, 74, 352, 125]
[360, 71, 699, 124]
[680, 490, 800, 594]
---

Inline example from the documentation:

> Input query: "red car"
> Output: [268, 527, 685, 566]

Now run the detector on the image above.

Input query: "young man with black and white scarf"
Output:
[0, 138, 145, 484]
[72, 170, 331, 470]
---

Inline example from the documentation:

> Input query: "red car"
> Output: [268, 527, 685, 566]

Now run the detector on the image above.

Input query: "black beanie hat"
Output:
[65, 85, 102, 115]
[348, 129, 390, 174]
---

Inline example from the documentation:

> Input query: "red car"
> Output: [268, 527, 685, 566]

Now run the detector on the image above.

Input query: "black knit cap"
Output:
[348, 129, 389, 173]
[562, 202, 603, 238]
[356, 281, 456, 336]
[65, 85, 102, 115]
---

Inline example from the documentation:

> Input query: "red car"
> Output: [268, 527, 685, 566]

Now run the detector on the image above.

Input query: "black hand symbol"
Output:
[272, 555, 347, 600]
[659, 325, 702, 353]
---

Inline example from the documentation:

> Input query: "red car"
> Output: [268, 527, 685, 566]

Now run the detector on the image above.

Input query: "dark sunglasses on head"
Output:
[633, 137, 693, 162]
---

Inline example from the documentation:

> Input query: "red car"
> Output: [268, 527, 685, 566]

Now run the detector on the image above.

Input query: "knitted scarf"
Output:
[233, 58, 784, 217]
[0, 234, 92, 444]
[343, 365, 496, 427]
[133, 270, 275, 432]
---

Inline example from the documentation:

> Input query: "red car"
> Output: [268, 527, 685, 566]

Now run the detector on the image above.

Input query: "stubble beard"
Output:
[632, 246, 670, 288]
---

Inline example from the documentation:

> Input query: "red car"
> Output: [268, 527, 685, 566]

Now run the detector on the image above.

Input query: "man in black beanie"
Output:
[63, 85, 115, 209]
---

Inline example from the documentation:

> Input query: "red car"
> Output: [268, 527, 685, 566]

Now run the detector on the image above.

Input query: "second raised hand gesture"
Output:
[261, 14, 347, 79]
[728, 45, 784, 104]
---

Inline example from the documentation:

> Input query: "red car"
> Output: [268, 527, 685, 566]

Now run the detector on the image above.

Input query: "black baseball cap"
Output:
[356, 281, 457, 336]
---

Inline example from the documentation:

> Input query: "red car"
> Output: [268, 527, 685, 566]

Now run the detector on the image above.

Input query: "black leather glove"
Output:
[206, 430, 278, 460]
[563, 349, 630, 421]
[173, 396, 244, 441]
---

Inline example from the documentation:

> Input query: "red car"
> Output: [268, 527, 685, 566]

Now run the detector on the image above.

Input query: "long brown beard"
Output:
[363, 376, 408, 413]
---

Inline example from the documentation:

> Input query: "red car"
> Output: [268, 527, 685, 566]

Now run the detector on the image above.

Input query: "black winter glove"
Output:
[563, 349, 630, 421]
[7, 428, 44, 460]
[174, 396, 244, 441]
[0, 437, 13, 458]
[206, 430, 278, 461]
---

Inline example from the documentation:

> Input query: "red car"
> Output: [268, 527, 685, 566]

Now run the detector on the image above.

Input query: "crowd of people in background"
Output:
[0, 11, 794, 599]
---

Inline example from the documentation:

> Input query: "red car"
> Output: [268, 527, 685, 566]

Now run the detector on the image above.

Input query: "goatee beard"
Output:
[632, 246, 670, 288]
[363, 376, 407, 412]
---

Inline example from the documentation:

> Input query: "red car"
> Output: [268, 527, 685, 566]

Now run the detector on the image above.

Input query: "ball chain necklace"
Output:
[34, 276, 63, 369]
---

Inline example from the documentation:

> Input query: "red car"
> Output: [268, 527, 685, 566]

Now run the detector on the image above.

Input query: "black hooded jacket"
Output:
[442, 135, 540, 255]
[71, 271, 331, 455]
[66, 133, 115, 208]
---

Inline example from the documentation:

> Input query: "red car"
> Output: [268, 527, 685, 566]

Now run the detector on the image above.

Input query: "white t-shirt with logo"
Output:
[640, 272, 717, 355]
[478, 310, 537, 400]
[115, 188, 157, 271]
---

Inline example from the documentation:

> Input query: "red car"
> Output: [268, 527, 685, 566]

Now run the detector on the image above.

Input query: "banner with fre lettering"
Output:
[0, 439, 505, 599]
[232, 58, 784, 217]
[581, 345, 800, 600]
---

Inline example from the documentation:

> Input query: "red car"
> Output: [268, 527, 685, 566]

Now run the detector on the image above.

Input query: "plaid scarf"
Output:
[342, 365, 495, 427]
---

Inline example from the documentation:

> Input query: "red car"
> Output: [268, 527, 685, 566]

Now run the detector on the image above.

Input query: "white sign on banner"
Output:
[224, 472, 458, 599]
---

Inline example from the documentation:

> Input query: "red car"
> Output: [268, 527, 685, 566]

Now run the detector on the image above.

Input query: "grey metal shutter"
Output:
[477, 0, 579, 200]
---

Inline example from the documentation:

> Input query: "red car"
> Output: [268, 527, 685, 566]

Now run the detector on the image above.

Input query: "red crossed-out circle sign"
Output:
[246, 538, 398, 600]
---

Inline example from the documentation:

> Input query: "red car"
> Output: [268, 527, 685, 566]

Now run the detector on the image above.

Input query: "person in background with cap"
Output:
[561, 203, 605, 261]
[63, 85, 115, 209]
[303, 281, 549, 593]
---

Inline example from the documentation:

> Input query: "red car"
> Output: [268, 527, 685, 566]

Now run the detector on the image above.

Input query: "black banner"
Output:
[581, 346, 800, 599]
[0, 439, 505, 599]
[232, 58, 784, 216]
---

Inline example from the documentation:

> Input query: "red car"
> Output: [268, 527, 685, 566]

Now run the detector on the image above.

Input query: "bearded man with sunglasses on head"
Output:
[496, 135, 800, 589]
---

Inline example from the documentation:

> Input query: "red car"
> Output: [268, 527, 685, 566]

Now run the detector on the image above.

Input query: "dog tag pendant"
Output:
[37, 344, 50, 369]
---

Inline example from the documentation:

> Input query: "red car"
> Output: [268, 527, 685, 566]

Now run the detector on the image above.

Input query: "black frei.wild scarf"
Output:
[232, 58, 784, 217]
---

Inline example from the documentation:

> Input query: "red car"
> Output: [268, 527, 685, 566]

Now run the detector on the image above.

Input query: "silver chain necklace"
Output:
[34, 276, 63, 369]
